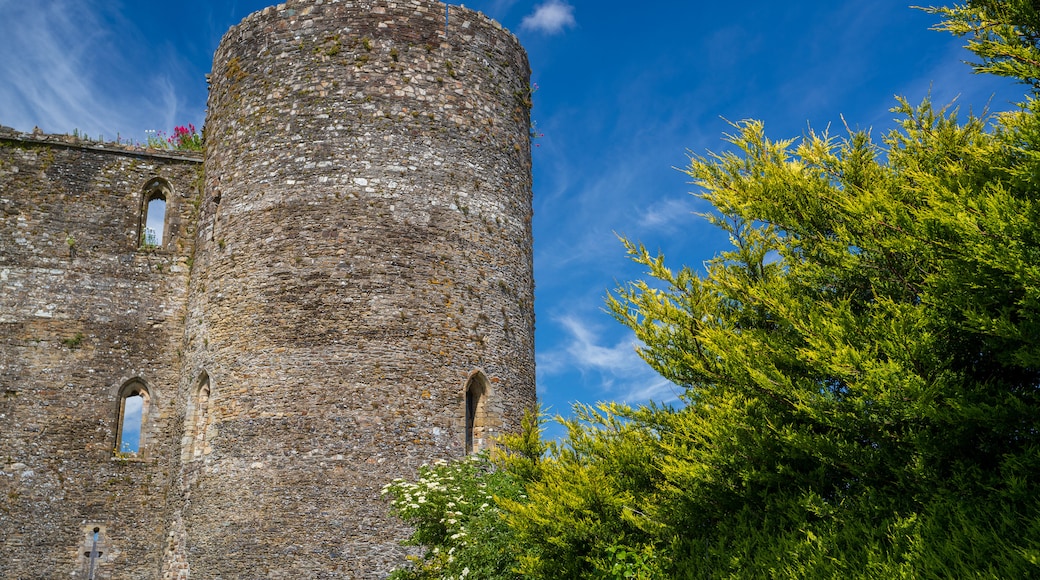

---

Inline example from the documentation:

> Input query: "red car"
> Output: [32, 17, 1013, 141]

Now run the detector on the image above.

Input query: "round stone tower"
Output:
[175, 0, 535, 576]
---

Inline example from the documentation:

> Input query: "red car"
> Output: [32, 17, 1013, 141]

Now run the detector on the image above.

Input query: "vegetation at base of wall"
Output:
[380, 410, 548, 579]
[382, 453, 526, 579]
[385, 2, 1040, 578]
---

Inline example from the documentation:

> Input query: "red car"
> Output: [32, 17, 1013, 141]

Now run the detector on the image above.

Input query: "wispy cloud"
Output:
[637, 196, 697, 230]
[0, 1, 112, 133]
[539, 314, 681, 405]
[0, 0, 198, 140]
[532, 157, 642, 274]
[521, 0, 576, 35]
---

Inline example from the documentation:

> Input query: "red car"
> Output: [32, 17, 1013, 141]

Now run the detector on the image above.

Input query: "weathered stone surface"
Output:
[0, 131, 202, 579]
[0, 0, 534, 578]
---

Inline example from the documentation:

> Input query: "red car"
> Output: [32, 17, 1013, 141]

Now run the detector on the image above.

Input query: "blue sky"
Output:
[0, 0, 1028, 434]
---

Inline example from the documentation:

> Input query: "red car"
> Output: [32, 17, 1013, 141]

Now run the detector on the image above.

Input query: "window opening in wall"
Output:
[139, 178, 171, 249]
[115, 380, 150, 457]
[143, 196, 166, 247]
[86, 527, 102, 580]
[465, 388, 476, 453]
[78, 524, 107, 580]
[465, 372, 489, 454]
[210, 191, 221, 242]
[188, 372, 212, 459]
[120, 394, 144, 453]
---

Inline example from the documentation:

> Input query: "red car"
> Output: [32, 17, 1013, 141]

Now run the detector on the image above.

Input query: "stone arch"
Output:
[183, 371, 214, 461]
[139, 177, 172, 249]
[464, 370, 492, 454]
[115, 378, 151, 457]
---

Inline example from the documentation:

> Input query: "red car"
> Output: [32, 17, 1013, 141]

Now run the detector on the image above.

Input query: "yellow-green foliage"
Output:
[509, 2, 1040, 577]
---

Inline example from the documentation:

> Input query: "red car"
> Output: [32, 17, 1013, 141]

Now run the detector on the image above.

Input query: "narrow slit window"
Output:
[139, 178, 171, 249]
[211, 191, 222, 242]
[465, 388, 477, 453]
[188, 373, 212, 459]
[80, 524, 106, 580]
[120, 394, 143, 453]
[143, 197, 166, 247]
[115, 380, 150, 457]
[464, 372, 489, 454]
[86, 527, 102, 580]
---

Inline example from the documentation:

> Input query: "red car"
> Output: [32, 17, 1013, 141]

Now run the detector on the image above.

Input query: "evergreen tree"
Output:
[507, 1, 1040, 577]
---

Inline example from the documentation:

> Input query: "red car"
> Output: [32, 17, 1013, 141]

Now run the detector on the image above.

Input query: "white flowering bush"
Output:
[382, 452, 526, 579]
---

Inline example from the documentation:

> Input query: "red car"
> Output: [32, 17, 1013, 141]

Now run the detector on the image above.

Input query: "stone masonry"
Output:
[0, 0, 535, 577]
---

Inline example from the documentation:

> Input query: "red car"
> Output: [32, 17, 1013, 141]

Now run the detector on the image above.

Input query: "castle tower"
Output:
[174, 0, 535, 576]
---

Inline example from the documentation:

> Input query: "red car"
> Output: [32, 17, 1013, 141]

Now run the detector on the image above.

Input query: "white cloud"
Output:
[637, 196, 697, 230]
[0, 0, 197, 141]
[521, 0, 576, 34]
[540, 314, 681, 405]
[559, 315, 637, 375]
[0, 1, 110, 133]
[532, 145, 648, 275]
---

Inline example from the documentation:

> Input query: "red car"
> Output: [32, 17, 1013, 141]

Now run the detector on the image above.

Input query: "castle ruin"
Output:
[0, 1, 535, 577]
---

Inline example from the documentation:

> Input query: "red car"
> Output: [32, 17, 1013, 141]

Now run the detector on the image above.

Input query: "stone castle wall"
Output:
[0, 129, 203, 579]
[0, 0, 534, 578]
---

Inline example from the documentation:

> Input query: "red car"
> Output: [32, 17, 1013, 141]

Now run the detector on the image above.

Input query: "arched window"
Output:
[185, 372, 213, 460]
[115, 379, 151, 457]
[140, 178, 170, 249]
[464, 372, 491, 454]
